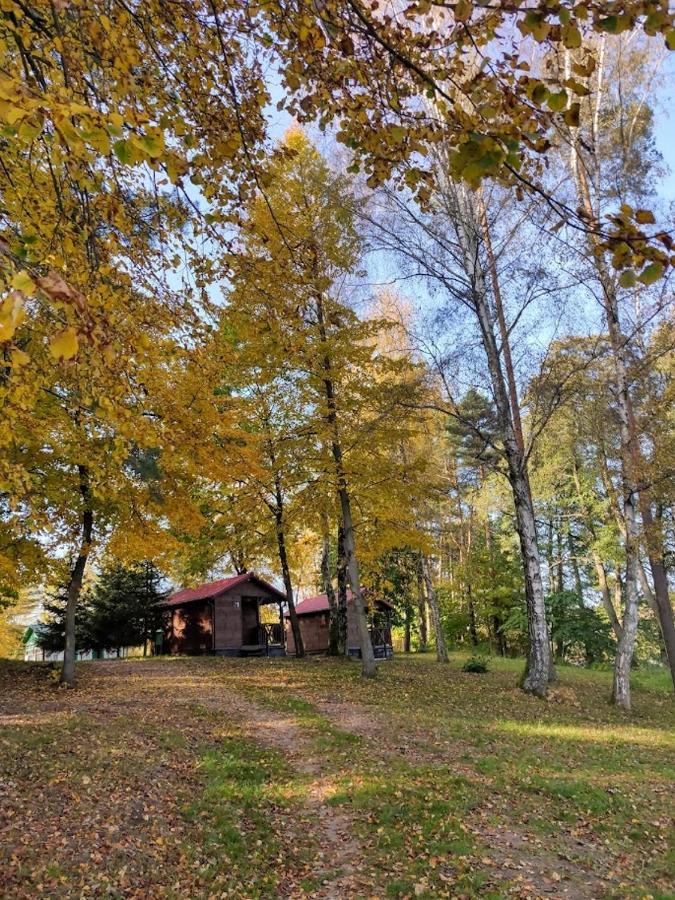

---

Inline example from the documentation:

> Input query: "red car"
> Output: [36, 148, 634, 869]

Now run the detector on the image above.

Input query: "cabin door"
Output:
[241, 596, 260, 646]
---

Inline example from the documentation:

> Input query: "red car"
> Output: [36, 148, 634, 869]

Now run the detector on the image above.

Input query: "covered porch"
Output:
[285, 591, 394, 658]
[368, 623, 394, 660]
[220, 592, 287, 658]
[241, 609, 286, 656]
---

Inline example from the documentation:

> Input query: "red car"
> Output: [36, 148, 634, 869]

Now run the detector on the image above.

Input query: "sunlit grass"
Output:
[495, 719, 675, 747]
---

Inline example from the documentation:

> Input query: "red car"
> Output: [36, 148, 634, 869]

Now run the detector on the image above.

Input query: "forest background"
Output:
[1, 2, 674, 714]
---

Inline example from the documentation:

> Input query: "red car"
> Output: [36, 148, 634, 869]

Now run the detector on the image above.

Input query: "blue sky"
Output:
[654, 111, 675, 199]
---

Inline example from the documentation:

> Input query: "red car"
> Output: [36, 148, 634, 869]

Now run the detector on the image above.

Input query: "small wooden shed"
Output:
[285, 591, 394, 659]
[159, 573, 287, 657]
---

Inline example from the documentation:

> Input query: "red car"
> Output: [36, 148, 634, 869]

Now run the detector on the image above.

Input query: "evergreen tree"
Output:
[37, 584, 97, 657]
[88, 563, 166, 655]
[37, 563, 166, 657]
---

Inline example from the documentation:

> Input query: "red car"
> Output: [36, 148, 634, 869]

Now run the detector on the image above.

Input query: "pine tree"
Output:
[87, 563, 167, 655]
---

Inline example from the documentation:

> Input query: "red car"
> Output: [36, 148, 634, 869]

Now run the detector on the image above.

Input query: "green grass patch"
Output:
[329, 760, 482, 896]
[182, 733, 303, 896]
[527, 774, 615, 814]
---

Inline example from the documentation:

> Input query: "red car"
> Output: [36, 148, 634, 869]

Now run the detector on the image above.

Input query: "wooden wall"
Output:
[212, 584, 282, 653]
[286, 612, 330, 654]
[165, 602, 212, 655]
[286, 601, 393, 656]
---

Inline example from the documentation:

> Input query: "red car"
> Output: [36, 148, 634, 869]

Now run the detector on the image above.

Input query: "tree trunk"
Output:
[454, 185, 552, 696]
[321, 523, 340, 656]
[626, 404, 675, 689]
[509, 460, 555, 694]
[637, 560, 672, 670]
[485, 517, 507, 656]
[416, 564, 428, 652]
[547, 515, 556, 595]
[61, 465, 93, 688]
[468, 590, 479, 646]
[465, 511, 478, 645]
[493, 615, 507, 656]
[337, 485, 377, 676]
[478, 190, 551, 672]
[599, 291, 640, 711]
[421, 555, 448, 663]
[568, 528, 584, 602]
[478, 193, 525, 453]
[569, 131, 640, 711]
[597, 559, 623, 641]
[403, 606, 411, 653]
[606, 311, 640, 712]
[480, 312, 552, 692]
[598, 446, 671, 669]
[274, 485, 304, 658]
[556, 516, 565, 593]
[336, 525, 348, 655]
[638, 540, 675, 690]
[313, 283, 376, 675]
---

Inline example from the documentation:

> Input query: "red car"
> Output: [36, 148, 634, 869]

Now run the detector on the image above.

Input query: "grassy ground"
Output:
[0, 653, 672, 899]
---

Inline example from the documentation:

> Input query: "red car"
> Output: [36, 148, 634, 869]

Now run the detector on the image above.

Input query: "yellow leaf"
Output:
[50, 327, 79, 360]
[4, 104, 28, 126]
[10, 347, 30, 368]
[0, 292, 26, 341]
[11, 271, 36, 295]
[635, 209, 655, 225]
[455, 0, 472, 23]
[18, 120, 42, 141]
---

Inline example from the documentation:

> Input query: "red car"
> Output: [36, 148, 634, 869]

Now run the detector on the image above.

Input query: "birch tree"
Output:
[557, 35, 674, 707]
[368, 179, 555, 695]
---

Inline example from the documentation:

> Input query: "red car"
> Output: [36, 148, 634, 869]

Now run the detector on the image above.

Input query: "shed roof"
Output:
[288, 591, 394, 617]
[160, 572, 286, 608]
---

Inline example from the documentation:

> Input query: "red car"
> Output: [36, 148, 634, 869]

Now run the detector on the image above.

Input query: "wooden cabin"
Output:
[159, 573, 287, 657]
[285, 591, 394, 659]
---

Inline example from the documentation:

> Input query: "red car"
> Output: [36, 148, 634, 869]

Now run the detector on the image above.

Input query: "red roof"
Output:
[288, 591, 393, 616]
[160, 573, 286, 608]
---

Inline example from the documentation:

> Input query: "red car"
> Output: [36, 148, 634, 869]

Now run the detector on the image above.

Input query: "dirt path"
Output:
[84, 664, 373, 897]
[314, 695, 477, 774]
[193, 691, 369, 899]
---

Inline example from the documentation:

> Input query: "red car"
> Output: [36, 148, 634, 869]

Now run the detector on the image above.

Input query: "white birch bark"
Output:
[450, 184, 553, 695]
[422, 555, 448, 663]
